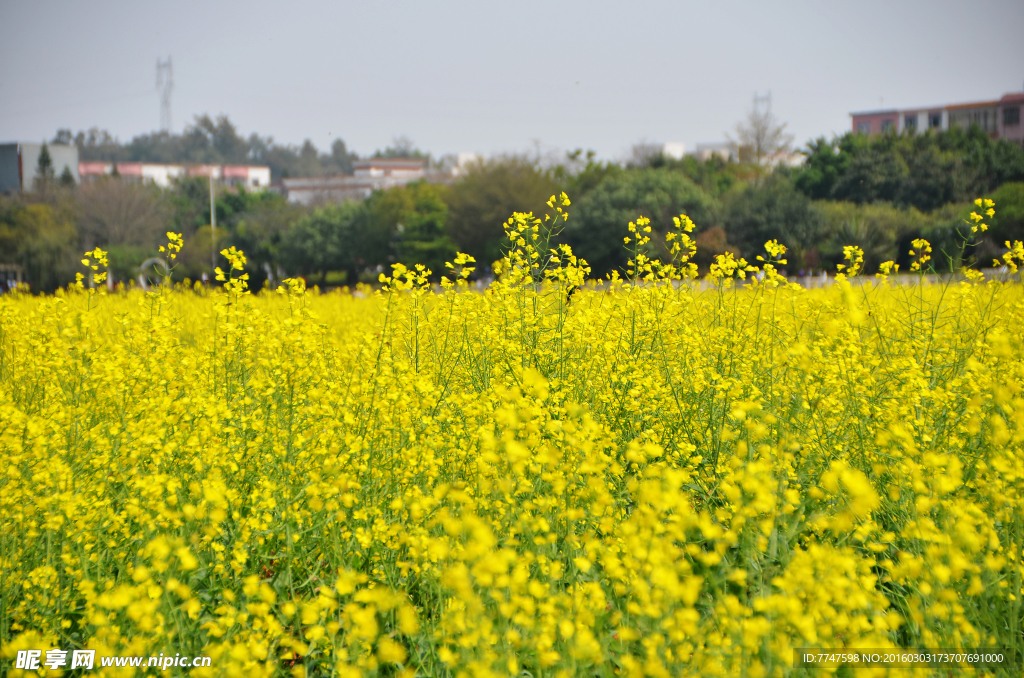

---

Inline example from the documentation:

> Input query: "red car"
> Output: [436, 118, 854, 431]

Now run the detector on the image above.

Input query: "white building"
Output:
[279, 176, 376, 205]
[454, 152, 482, 176]
[850, 92, 1023, 145]
[661, 142, 686, 160]
[684, 142, 804, 167]
[0, 142, 79, 193]
[352, 158, 426, 179]
[77, 162, 270, 191]
[688, 142, 735, 162]
[282, 158, 427, 206]
[222, 165, 271, 190]
[764, 150, 806, 168]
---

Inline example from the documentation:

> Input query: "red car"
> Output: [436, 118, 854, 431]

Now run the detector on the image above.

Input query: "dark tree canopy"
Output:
[563, 168, 718, 277]
[722, 175, 824, 266]
[367, 181, 454, 278]
[794, 127, 1024, 210]
[33, 142, 55, 193]
[0, 201, 79, 293]
[447, 156, 559, 266]
[277, 201, 370, 284]
[58, 115, 360, 182]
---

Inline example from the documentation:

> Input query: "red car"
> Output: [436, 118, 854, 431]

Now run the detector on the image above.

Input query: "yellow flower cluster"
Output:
[835, 245, 864, 281]
[908, 239, 932, 273]
[216, 247, 251, 299]
[75, 247, 109, 295]
[159, 232, 185, 261]
[970, 198, 995, 235]
[2, 197, 1024, 677]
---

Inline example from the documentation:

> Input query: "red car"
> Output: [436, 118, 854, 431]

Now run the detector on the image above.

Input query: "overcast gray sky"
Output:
[2, 0, 1022, 161]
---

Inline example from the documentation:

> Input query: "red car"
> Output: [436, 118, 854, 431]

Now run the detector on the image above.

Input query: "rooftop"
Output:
[353, 158, 426, 168]
[851, 92, 1024, 117]
[849, 109, 899, 117]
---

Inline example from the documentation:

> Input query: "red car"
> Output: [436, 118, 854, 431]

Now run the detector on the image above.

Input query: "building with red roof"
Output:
[850, 91, 1023, 144]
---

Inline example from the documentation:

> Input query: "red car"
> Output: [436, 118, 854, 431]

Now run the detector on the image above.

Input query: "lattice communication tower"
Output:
[156, 57, 173, 132]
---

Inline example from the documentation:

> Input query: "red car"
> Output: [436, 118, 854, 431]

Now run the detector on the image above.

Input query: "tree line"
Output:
[3, 119, 1024, 293]
[55, 115, 362, 181]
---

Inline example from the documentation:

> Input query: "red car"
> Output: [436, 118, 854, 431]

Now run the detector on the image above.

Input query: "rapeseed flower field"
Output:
[2, 195, 1023, 677]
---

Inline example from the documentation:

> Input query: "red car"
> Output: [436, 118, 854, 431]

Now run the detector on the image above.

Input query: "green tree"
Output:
[33, 143, 55, 193]
[561, 155, 622, 200]
[0, 198, 79, 292]
[649, 154, 743, 197]
[794, 128, 1024, 210]
[58, 166, 76, 189]
[75, 177, 169, 284]
[327, 139, 357, 175]
[175, 224, 230, 282]
[691, 226, 739, 272]
[278, 201, 379, 285]
[70, 128, 130, 162]
[373, 136, 428, 160]
[64, 117, 360, 182]
[894, 142, 958, 211]
[221, 190, 300, 289]
[367, 181, 454, 278]
[813, 201, 968, 273]
[722, 175, 824, 268]
[830, 147, 909, 205]
[166, 176, 212, 237]
[794, 136, 859, 200]
[167, 181, 305, 285]
[894, 203, 970, 272]
[824, 214, 898, 273]
[447, 156, 559, 265]
[296, 140, 323, 177]
[564, 168, 718, 276]
[989, 182, 1024, 241]
[982, 182, 1024, 264]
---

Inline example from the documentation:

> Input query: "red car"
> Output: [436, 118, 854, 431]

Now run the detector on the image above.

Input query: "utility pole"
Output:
[753, 91, 773, 120]
[156, 57, 173, 132]
[209, 171, 217, 277]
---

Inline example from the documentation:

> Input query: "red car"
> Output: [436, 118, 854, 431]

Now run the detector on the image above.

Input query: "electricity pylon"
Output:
[156, 57, 173, 132]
